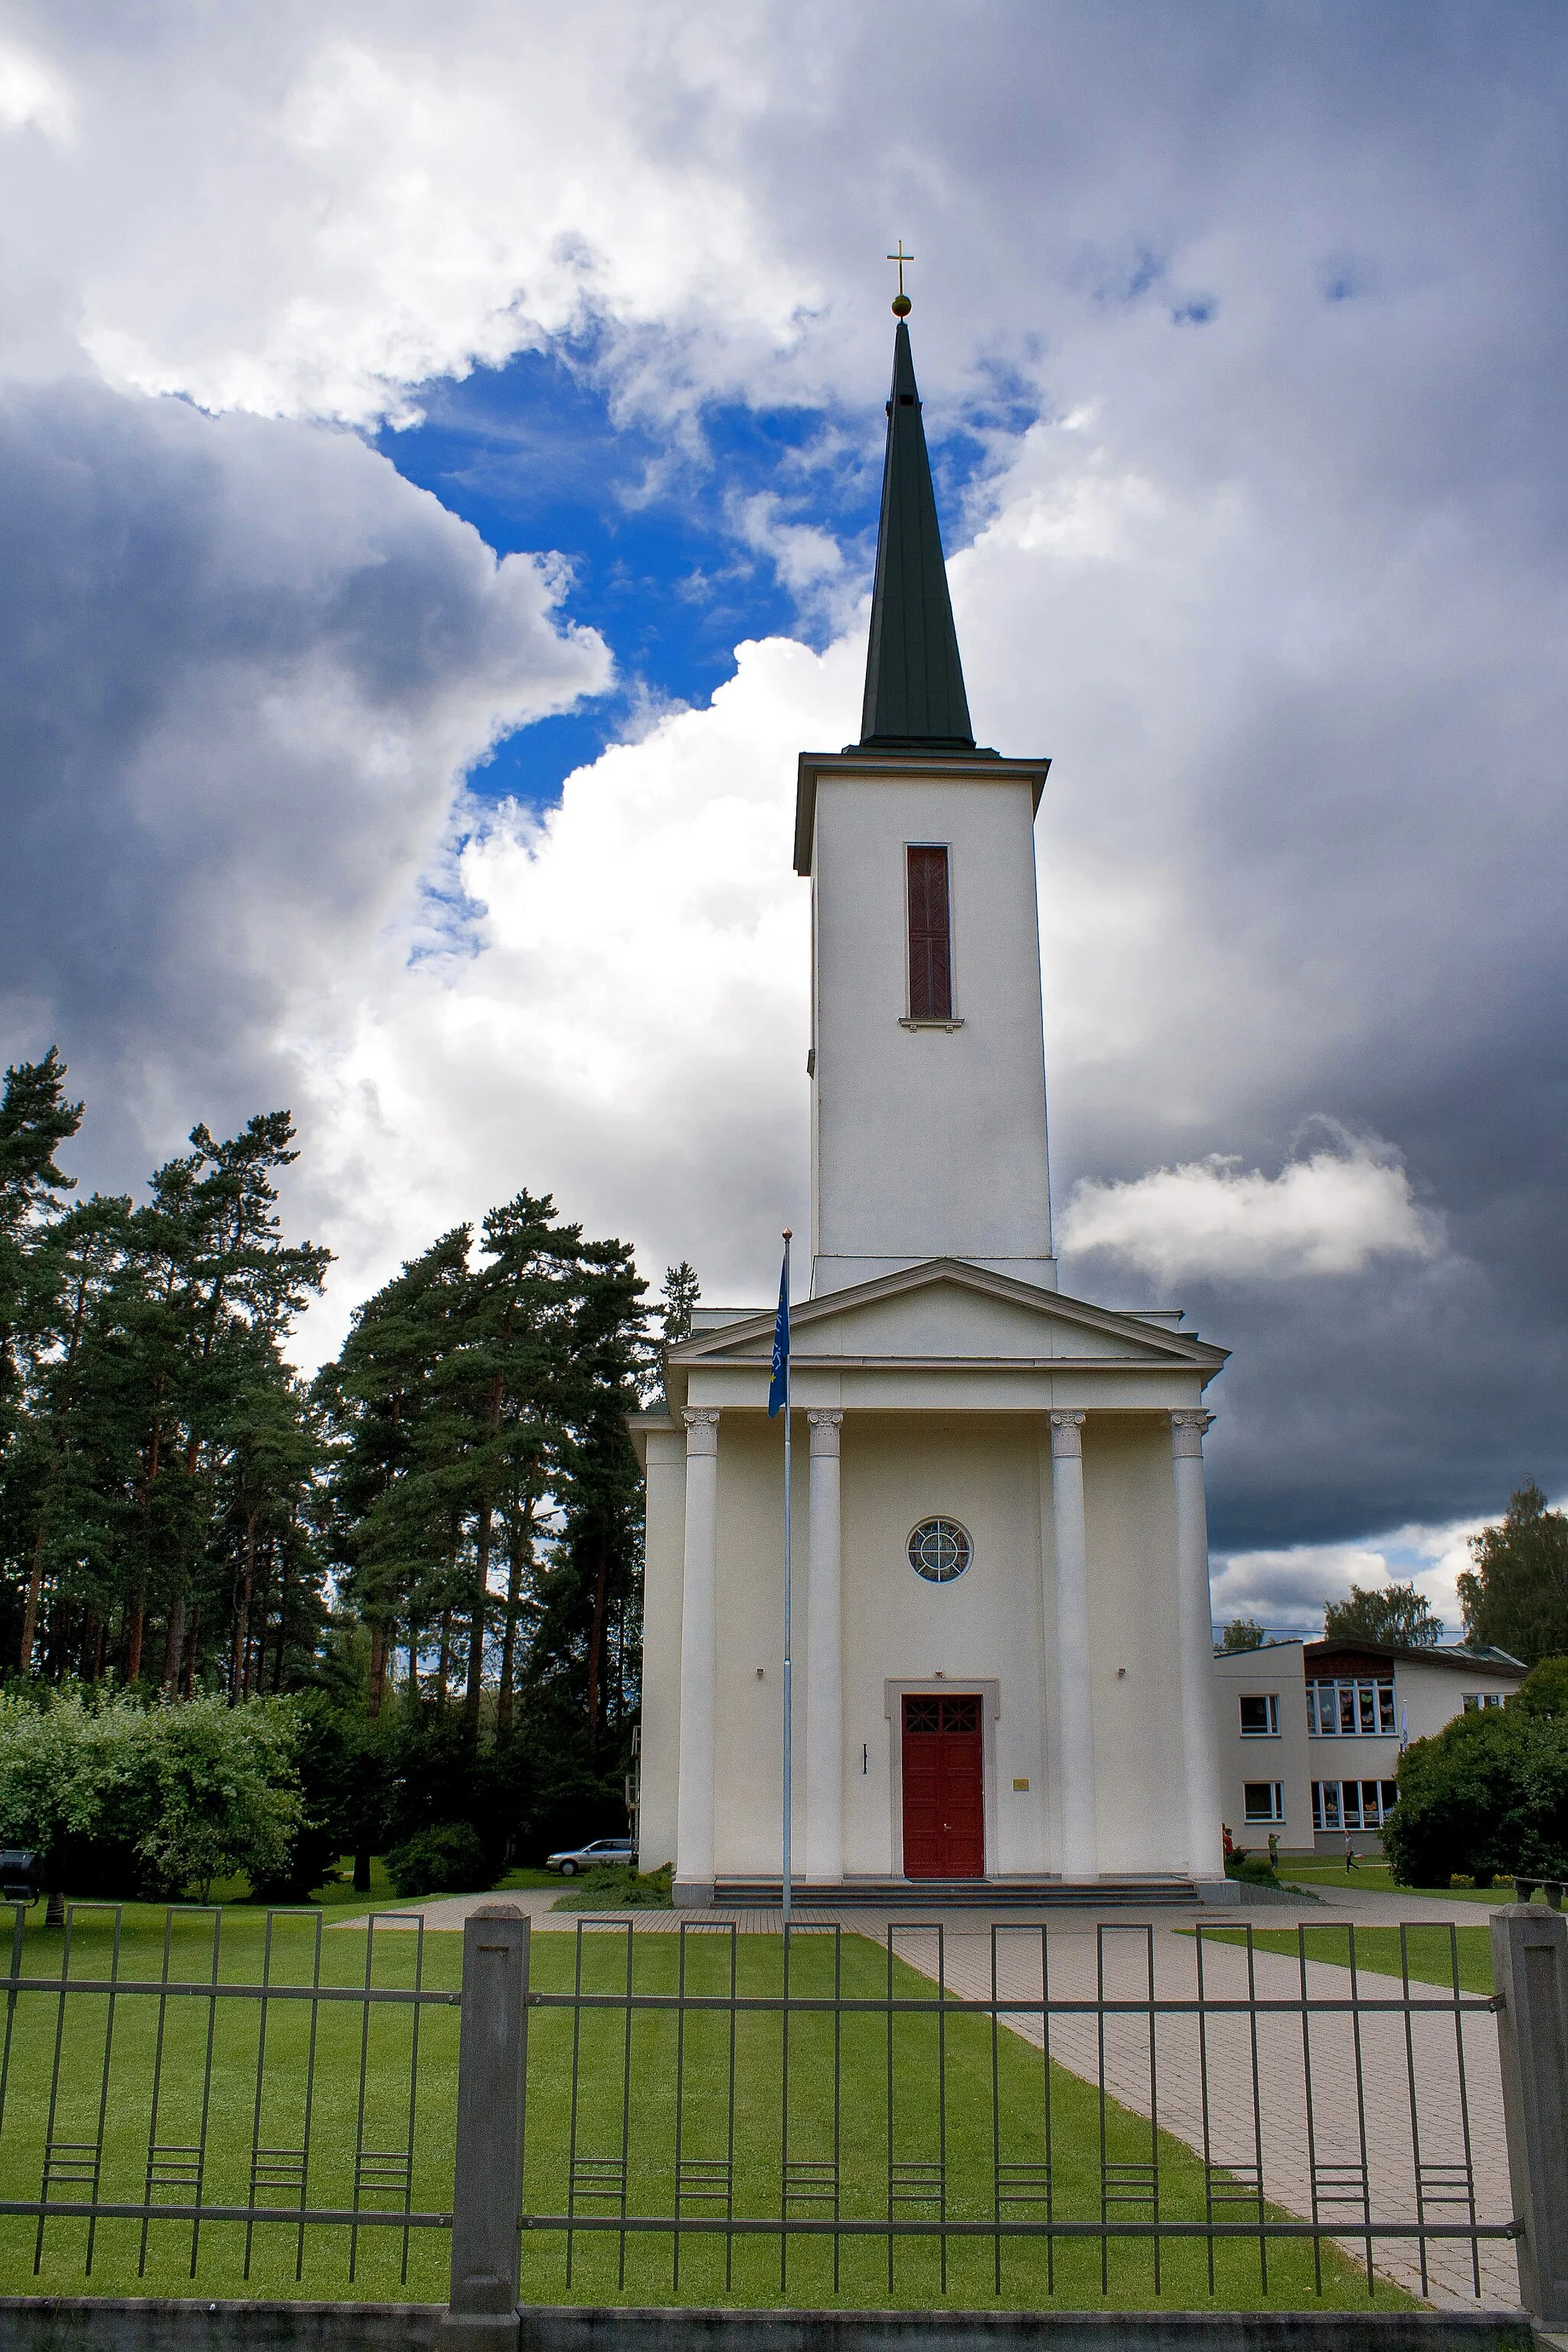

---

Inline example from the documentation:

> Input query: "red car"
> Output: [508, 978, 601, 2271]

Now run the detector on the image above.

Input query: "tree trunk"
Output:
[126, 1589, 145, 1684]
[463, 1375, 505, 1731]
[465, 1501, 492, 1730]
[585, 1536, 611, 1758]
[18, 1521, 45, 1674]
[496, 1499, 533, 1736]
[182, 1610, 199, 1697]
[231, 1508, 258, 1700]
[162, 1592, 185, 1690]
[353, 1846, 373, 1894]
[436, 1610, 452, 1708]
[273, 1542, 290, 1692]
[368, 1620, 388, 1721]
[407, 1623, 420, 1702]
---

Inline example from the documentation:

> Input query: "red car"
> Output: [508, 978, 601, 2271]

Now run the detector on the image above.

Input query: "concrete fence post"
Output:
[438, 1903, 530, 2352]
[1491, 1903, 1568, 2328]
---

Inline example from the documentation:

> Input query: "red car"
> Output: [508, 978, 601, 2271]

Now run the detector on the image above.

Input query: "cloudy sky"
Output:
[4, 0, 1566, 1632]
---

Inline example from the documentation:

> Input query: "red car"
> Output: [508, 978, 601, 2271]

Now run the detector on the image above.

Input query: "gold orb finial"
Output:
[887, 241, 913, 315]
[892, 292, 911, 317]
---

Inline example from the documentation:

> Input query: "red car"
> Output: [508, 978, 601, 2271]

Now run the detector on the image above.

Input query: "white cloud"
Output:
[1059, 1133, 1442, 1282]
[0, 43, 73, 142]
[0, 377, 609, 1191]
[284, 629, 861, 1359]
[1209, 1514, 1495, 1642]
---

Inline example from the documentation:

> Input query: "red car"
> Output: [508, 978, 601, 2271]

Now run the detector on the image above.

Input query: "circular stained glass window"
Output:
[907, 1517, 972, 1584]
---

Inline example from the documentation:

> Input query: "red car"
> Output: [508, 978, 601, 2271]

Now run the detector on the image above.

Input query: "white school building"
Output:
[632, 313, 1236, 1906]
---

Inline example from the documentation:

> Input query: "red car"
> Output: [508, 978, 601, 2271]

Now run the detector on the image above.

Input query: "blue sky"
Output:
[376, 338, 1024, 807]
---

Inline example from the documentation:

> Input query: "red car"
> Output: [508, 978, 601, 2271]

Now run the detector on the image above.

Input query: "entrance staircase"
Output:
[707, 1875, 1204, 1910]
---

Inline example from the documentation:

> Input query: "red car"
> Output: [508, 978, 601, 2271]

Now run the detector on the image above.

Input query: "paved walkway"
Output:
[335, 1883, 1521, 2313]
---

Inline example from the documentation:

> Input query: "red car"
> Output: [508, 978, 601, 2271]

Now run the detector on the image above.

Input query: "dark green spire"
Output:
[859, 320, 975, 752]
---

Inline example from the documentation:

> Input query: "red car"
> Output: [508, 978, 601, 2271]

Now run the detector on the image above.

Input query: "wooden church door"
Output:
[900, 1694, 985, 1877]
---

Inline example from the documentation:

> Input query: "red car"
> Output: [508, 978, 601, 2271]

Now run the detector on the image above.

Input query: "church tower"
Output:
[796, 321, 1057, 1296]
[633, 296, 1232, 1910]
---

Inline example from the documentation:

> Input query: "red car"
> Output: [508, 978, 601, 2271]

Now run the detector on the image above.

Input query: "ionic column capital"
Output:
[682, 1407, 721, 1457]
[1170, 1410, 1214, 1460]
[807, 1409, 844, 1458]
[1050, 1410, 1086, 1459]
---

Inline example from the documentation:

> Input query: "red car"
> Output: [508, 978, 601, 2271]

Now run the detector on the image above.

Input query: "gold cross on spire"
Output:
[887, 240, 913, 316]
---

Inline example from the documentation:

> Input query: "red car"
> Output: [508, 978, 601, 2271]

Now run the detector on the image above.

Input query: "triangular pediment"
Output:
[669, 1258, 1227, 1373]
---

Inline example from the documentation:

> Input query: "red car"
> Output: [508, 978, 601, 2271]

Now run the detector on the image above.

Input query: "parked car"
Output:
[545, 1837, 635, 1877]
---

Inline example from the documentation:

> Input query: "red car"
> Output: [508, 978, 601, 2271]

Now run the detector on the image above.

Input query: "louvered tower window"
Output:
[906, 844, 952, 1020]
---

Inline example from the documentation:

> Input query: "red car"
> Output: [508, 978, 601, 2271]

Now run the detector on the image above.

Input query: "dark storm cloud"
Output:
[2, 2, 1568, 1560]
[0, 377, 607, 1189]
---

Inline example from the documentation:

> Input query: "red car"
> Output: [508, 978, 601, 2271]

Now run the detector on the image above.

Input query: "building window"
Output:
[906, 845, 952, 1020]
[1243, 1782, 1285, 1824]
[1312, 1779, 1400, 1831]
[907, 1517, 972, 1584]
[1462, 1692, 1505, 1711]
[1239, 1694, 1280, 1737]
[1307, 1677, 1396, 1736]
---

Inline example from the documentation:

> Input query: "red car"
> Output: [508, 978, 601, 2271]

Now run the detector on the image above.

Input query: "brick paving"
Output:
[881, 1919, 1520, 2314]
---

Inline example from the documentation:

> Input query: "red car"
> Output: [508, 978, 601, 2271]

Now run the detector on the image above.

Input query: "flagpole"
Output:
[780, 1229, 793, 1929]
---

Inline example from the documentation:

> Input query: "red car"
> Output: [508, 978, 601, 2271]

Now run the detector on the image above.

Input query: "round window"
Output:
[907, 1517, 972, 1584]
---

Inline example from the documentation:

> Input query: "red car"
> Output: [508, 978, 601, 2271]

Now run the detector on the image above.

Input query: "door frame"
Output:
[884, 1677, 1001, 1880]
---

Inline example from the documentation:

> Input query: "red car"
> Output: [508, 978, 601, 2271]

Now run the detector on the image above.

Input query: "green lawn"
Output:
[201, 1855, 560, 1913]
[1276, 1857, 1515, 1906]
[1187, 1922, 1494, 1995]
[0, 1910, 1410, 2311]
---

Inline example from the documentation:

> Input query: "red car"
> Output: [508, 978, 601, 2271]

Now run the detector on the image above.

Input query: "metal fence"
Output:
[503, 1915, 1517, 2311]
[2, 1899, 1566, 2334]
[0, 1902, 459, 2290]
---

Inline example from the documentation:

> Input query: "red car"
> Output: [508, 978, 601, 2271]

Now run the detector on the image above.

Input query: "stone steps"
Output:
[706, 1876, 1204, 1909]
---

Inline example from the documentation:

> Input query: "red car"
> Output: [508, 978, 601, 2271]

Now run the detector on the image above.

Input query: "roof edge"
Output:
[794, 750, 1051, 875]
[668, 1253, 1228, 1369]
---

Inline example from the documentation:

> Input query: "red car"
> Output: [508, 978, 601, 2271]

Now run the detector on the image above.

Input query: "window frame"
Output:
[1238, 1693, 1281, 1738]
[903, 842, 956, 1024]
[1242, 1781, 1285, 1824]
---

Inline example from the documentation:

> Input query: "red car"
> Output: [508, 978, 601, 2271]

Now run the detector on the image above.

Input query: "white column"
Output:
[674, 1407, 721, 1903]
[1049, 1411, 1097, 1879]
[1171, 1410, 1225, 1880]
[804, 1409, 844, 1883]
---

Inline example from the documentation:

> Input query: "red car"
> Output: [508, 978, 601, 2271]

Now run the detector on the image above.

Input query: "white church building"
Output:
[632, 313, 1234, 1906]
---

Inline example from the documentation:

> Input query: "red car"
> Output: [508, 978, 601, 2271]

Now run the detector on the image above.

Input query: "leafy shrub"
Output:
[551, 1863, 672, 1911]
[1224, 1847, 1280, 1887]
[1384, 1661, 1568, 1887]
[384, 1821, 492, 1897]
[0, 1684, 302, 1903]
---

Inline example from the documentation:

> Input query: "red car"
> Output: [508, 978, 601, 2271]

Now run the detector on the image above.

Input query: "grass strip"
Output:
[1184, 1922, 1494, 1994]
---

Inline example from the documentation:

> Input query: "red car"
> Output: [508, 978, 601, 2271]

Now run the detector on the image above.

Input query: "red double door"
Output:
[900, 1694, 985, 1878]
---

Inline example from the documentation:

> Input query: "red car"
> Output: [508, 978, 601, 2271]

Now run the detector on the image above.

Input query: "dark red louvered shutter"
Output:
[906, 845, 952, 1020]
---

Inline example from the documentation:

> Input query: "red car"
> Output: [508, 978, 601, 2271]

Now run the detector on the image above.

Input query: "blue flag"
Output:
[767, 1240, 790, 1417]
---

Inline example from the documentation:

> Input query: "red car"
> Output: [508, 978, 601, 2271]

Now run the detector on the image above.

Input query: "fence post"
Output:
[1491, 1903, 1568, 2328]
[439, 1903, 529, 2352]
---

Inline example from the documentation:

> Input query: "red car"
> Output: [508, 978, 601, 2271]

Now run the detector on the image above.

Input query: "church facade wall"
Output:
[1080, 1416, 1191, 1874]
[638, 1396, 1214, 1886]
[636, 1426, 689, 1873]
[838, 1412, 1051, 1879]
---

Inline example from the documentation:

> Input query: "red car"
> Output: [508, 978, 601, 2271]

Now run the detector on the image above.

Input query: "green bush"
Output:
[1384, 1658, 1568, 1887]
[0, 1684, 303, 1903]
[551, 1863, 672, 1910]
[1224, 1848, 1281, 1888]
[384, 1820, 493, 1897]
